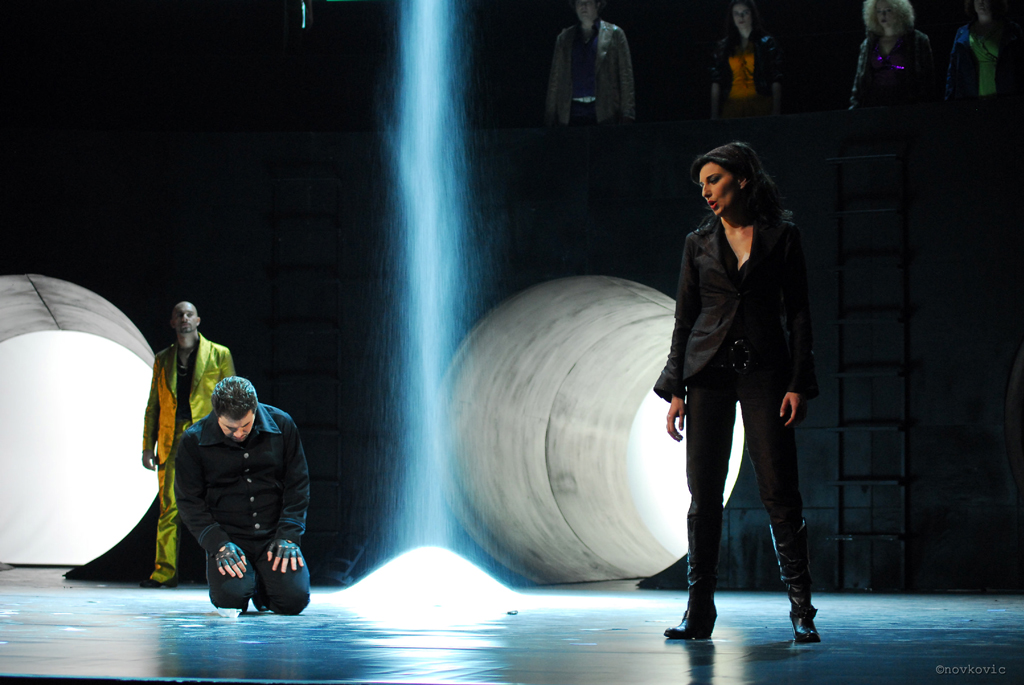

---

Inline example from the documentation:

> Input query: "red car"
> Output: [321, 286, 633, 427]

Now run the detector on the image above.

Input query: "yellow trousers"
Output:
[150, 420, 191, 585]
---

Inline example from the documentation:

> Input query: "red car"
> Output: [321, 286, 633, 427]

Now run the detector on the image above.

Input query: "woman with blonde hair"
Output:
[850, 0, 935, 108]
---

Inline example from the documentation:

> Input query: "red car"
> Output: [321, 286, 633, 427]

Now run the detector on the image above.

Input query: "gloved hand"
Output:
[267, 539, 304, 573]
[141, 449, 157, 471]
[215, 542, 247, 577]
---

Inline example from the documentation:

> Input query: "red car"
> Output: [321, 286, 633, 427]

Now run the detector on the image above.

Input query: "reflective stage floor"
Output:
[1, 566, 1021, 685]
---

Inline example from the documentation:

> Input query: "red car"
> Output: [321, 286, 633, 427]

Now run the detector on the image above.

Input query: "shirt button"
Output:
[244, 453, 249, 459]
[244, 469, 250, 473]
[250, 497, 254, 502]
[252, 512, 257, 517]
[247, 478, 252, 483]
[254, 524, 260, 530]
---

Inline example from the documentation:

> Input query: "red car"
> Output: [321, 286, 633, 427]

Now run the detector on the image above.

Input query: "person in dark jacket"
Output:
[710, 0, 782, 118]
[945, 0, 1023, 99]
[545, 0, 635, 125]
[656, 142, 820, 644]
[175, 376, 311, 617]
[850, 0, 935, 108]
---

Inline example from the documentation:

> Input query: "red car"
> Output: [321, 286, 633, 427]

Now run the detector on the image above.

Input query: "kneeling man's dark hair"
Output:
[211, 377, 258, 419]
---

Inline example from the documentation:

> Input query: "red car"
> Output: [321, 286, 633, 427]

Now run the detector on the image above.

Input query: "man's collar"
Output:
[253, 404, 282, 436]
[198, 414, 225, 446]
[172, 332, 207, 354]
[198, 403, 280, 446]
[577, 18, 601, 39]
[173, 331, 203, 349]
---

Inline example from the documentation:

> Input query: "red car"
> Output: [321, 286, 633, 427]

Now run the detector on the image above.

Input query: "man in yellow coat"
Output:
[140, 302, 234, 587]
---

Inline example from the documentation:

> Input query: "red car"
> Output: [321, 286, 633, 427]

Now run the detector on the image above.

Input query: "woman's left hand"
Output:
[779, 392, 806, 427]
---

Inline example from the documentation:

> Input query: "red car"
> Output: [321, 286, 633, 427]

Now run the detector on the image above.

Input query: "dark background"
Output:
[2, 0, 1022, 591]
[0, 0, 980, 130]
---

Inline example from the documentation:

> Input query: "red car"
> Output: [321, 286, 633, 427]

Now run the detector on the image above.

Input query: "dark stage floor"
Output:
[1, 566, 1022, 685]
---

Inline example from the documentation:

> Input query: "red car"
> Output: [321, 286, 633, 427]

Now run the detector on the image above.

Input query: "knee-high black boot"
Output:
[665, 513, 722, 639]
[770, 519, 821, 643]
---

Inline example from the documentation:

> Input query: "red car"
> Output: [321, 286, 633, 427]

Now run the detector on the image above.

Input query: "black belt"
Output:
[708, 338, 758, 374]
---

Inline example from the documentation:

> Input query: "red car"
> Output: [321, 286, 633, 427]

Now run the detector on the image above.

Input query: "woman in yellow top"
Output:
[710, 0, 782, 119]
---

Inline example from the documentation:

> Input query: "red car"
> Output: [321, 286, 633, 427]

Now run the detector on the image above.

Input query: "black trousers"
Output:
[685, 366, 804, 528]
[207, 538, 310, 615]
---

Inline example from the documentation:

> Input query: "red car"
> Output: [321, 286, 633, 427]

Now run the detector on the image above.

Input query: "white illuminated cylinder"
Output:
[448, 276, 744, 584]
[626, 390, 744, 557]
[0, 275, 156, 565]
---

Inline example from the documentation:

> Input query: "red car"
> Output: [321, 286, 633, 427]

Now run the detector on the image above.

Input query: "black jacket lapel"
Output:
[741, 221, 783, 284]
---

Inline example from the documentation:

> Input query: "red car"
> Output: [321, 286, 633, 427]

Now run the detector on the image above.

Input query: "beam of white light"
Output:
[0, 331, 156, 564]
[627, 391, 744, 558]
[393, 0, 467, 549]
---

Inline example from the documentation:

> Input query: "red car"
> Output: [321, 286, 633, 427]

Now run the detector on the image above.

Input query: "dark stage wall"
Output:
[2, 97, 1022, 590]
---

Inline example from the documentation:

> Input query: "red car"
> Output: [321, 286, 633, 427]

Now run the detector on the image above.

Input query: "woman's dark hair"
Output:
[964, 0, 1008, 20]
[690, 141, 792, 228]
[723, 0, 767, 51]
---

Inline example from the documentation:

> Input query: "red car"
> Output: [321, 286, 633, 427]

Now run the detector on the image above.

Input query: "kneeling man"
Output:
[175, 376, 311, 615]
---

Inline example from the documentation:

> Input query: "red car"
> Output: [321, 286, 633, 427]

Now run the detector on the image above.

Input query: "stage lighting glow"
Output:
[0, 330, 155, 565]
[627, 391, 744, 558]
[326, 547, 519, 626]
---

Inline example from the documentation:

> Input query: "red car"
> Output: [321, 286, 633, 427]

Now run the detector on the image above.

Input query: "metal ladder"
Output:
[827, 144, 911, 590]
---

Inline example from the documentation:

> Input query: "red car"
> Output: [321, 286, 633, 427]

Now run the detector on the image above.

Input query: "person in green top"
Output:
[945, 0, 1023, 99]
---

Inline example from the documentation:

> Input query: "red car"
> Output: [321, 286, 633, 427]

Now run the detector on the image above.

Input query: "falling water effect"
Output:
[391, 0, 468, 551]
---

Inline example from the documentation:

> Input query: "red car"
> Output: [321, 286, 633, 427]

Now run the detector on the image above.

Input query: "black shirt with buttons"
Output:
[174, 403, 310, 554]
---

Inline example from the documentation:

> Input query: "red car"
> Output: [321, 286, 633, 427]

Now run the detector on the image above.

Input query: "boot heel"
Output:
[790, 607, 820, 643]
[664, 607, 717, 639]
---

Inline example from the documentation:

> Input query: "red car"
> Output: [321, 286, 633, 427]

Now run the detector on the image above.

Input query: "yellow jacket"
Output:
[142, 334, 234, 463]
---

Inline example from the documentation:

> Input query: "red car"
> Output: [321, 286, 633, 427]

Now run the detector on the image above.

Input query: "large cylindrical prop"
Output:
[448, 276, 743, 584]
[0, 274, 155, 565]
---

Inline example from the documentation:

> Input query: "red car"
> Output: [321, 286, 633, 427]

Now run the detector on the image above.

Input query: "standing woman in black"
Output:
[654, 142, 820, 643]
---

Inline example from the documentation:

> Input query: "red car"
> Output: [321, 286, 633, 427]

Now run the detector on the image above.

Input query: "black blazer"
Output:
[710, 33, 782, 99]
[654, 219, 818, 401]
